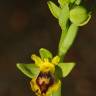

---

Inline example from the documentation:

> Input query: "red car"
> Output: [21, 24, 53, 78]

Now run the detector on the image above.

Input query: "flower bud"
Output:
[70, 6, 88, 26]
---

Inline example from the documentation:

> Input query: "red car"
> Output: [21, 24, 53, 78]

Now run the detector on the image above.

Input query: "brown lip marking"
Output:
[36, 72, 54, 94]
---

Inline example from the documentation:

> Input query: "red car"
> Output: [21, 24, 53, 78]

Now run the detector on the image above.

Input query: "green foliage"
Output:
[17, 63, 40, 78]
[16, 0, 91, 81]
[39, 48, 53, 59]
[16, 0, 92, 96]
[47, 0, 91, 59]
[57, 62, 75, 77]
[58, 0, 69, 7]
[55, 62, 75, 78]
[58, 4, 69, 31]
[47, 1, 61, 18]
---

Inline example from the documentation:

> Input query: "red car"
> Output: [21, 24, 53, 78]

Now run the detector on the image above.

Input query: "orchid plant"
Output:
[16, 0, 91, 96]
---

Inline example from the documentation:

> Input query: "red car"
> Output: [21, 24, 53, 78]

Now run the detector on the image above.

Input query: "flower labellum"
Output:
[30, 54, 61, 96]
[30, 72, 57, 96]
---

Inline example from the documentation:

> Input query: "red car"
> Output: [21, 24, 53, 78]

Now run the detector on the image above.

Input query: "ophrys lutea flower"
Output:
[30, 54, 61, 96]
[17, 48, 75, 96]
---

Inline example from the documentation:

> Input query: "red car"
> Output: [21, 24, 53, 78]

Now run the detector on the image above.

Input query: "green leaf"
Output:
[59, 24, 78, 56]
[39, 48, 53, 59]
[57, 62, 75, 77]
[58, 4, 69, 31]
[58, 4, 70, 55]
[47, 1, 61, 18]
[16, 63, 40, 78]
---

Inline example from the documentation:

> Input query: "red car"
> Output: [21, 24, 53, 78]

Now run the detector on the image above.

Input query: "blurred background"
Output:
[0, 0, 96, 96]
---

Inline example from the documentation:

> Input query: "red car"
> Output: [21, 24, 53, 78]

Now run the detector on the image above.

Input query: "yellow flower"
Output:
[17, 48, 75, 96]
[30, 54, 61, 96]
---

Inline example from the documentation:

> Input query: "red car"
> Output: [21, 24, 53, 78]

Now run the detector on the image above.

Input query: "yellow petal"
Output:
[52, 56, 60, 65]
[31, 54, 43, 66]
[46, 80, 61, 96]
[30, 78, 41, 95]
[51, 80, 61, 91]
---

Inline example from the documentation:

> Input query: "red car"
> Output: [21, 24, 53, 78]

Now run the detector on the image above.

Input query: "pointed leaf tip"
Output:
[58, 0, 69, 7]
[57, 62, 75, 77]
[16, 63, 40, 78]
[47, 1, 60, 18]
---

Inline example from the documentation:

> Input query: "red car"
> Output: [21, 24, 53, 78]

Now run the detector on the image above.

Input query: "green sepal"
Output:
[58, 4, 69, 31]
[57, 62, 75, 77]
[16, 63, 40, 78]
[47, 1, 61, 18]
[59, 24, 78, 56]
[79, 13, 91, 26]
[58, 0, 69, 8]
[39, 48, 53, 59]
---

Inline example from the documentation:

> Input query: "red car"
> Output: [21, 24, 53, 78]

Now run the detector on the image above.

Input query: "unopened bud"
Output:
[70, 6, 88, 26]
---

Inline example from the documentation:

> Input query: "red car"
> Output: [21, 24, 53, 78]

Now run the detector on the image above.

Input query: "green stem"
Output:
[58, 29, 68, 61]
[58, 24, 78, 61]
[59, 27, 69, 49]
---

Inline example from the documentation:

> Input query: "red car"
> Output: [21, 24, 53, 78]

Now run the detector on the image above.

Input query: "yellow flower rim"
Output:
[30, 78, 61, 96]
